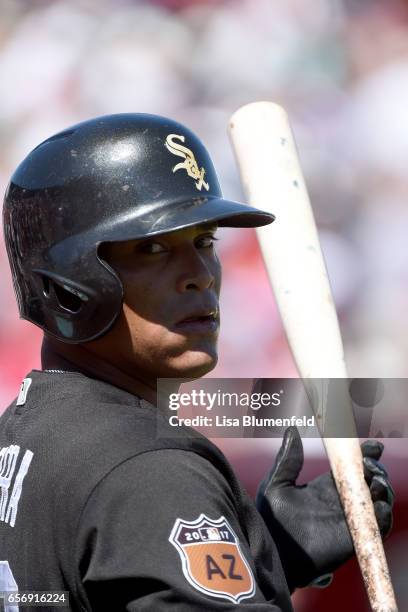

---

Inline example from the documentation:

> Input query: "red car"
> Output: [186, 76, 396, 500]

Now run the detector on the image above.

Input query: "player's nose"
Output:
[176, 252, 218, 293]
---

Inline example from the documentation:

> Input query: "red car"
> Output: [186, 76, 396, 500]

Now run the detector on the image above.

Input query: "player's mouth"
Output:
[173, 308, 219, 334]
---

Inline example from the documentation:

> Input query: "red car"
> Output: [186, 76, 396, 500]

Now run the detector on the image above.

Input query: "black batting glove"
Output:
[256, 427, 394, 592]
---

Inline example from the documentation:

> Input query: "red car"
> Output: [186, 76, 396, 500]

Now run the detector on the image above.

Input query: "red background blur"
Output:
[1, 1, 407, 609]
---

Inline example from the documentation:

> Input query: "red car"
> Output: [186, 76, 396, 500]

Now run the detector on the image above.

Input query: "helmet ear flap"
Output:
[40, 275, 83, 314]
[33, 269, 93, 316]
[29, 265, 123, 343]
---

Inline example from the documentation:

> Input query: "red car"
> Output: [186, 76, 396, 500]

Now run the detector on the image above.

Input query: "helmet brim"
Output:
[151, 196, 275, 233]
[101, 196, 275, 243]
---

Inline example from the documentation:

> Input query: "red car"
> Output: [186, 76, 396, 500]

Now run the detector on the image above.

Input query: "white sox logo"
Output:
[165, 134, 210, 192]
[169, 514, 255, 603]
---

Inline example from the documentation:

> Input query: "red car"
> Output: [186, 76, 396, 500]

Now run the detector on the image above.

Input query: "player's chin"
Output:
[166, 346, 218, 380]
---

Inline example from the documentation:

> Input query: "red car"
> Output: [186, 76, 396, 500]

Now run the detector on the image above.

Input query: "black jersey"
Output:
[0, 370, 293, 611]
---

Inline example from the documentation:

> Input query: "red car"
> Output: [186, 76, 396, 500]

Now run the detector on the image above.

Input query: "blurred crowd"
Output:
[1, 2, 408, 609]
[1, 0, 408, 401]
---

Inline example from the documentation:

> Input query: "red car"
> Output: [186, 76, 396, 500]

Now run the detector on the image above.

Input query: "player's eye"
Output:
[196, 234, 219, 249]
[139, 241, 167, 254]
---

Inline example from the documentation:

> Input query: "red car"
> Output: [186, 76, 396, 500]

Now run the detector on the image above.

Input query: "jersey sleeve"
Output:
[74, 449, 290, 611]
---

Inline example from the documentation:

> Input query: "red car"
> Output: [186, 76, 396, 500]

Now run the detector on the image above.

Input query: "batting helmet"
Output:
[3, 113, 274, 343]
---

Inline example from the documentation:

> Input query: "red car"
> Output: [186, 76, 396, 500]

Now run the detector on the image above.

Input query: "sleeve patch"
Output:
[169, 514, 255, 604]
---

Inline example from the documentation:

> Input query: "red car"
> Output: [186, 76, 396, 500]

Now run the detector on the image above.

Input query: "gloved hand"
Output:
[256, 427, 394, 592]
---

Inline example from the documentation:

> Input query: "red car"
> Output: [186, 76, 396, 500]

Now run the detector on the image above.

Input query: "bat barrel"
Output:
[229, 101, 398, 612]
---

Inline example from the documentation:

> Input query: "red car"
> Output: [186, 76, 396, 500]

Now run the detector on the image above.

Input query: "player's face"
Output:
[96, 223, 221, 383]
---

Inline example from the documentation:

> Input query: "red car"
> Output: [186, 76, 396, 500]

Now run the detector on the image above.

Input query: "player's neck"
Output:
[40, 336, 160, 406]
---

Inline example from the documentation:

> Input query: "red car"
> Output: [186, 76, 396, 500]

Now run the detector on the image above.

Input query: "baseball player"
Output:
[0, 114, 393, 611]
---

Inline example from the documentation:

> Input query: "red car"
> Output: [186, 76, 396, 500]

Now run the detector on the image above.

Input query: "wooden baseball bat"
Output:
[229, 101, 397, 611]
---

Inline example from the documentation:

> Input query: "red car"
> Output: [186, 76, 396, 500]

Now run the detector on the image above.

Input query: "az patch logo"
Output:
[169, 514, 255, 604]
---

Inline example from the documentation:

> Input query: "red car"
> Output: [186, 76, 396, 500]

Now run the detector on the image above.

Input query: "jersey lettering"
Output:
[16, 378, 32, 407]
[0, 560, 19, 612]
[0, 446, 33, 528]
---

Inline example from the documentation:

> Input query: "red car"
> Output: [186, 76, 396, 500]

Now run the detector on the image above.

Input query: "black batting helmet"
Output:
[3, 113, 274, 343]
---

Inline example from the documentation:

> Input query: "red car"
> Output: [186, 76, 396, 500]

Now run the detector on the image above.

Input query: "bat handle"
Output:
[325, 437, 398, 612]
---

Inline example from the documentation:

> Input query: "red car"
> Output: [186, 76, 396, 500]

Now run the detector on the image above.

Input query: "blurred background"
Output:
[0, 0, 407, 609]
